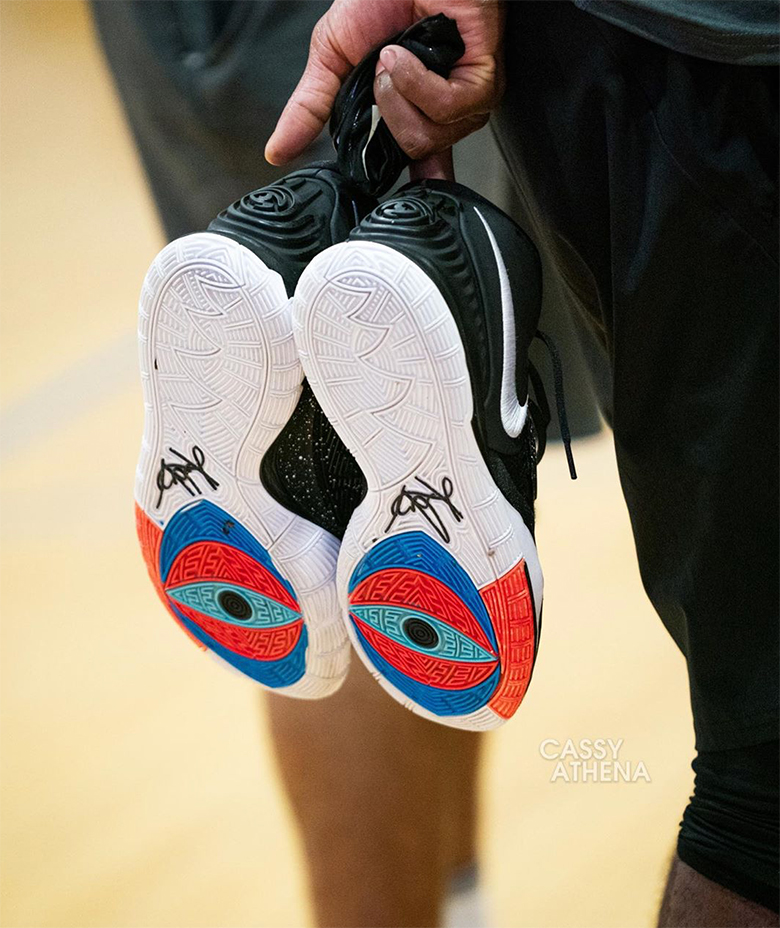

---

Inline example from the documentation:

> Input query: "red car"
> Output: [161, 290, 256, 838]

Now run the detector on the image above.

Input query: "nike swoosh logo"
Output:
[474, 209, 528, 439]
[361, 106, 382, 178]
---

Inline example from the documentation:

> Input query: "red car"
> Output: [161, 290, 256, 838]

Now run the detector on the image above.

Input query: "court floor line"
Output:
[0, 330, 138, 461]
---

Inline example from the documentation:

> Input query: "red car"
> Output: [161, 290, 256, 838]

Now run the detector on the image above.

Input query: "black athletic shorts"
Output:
[492, 2, 778, 908]
[91, 0, 334, 239]
[493, 0, 778, 754]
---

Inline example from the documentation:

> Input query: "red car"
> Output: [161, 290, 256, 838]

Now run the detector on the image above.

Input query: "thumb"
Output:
[265, 21, 352, 165]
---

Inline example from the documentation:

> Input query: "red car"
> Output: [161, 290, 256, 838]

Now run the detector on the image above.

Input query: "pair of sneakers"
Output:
[135, 162, 562, 731]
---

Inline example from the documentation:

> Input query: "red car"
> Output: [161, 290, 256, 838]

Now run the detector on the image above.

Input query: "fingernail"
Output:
[379, 47, 397, 72]
[374, 72, 392, 95]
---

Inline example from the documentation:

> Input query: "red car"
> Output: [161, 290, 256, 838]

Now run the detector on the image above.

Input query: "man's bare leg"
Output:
[266, 660, 482, 928]
[658, 855, 778, 928]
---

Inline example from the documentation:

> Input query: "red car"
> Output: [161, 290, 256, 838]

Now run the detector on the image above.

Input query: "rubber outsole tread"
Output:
[136, 233, 349, 698]
[293, 240, 543, 729]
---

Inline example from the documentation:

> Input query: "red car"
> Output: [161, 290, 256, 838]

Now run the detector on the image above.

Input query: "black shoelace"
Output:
[528, 330, 578, 480]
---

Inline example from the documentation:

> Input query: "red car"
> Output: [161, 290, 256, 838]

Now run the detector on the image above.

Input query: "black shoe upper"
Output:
[348, 180, 545, 534]
[209, 163, 374, 292]
[208, 164, 374, 538]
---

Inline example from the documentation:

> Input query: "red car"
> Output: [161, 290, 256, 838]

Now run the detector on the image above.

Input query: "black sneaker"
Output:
[135, 165, 373, 698]
[293, 180, 571, 728]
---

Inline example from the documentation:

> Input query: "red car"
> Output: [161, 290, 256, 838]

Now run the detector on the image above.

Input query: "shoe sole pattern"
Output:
[135, 232, 348, 698]
[294, 241, 543, 730]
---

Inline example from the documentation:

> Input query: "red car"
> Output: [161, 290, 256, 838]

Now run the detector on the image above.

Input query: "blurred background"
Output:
[1, 2, 694, 926]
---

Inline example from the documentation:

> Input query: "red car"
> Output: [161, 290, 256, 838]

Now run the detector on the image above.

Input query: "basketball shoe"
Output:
[135, 165, 373, 698]
[293, 180, 574, 728]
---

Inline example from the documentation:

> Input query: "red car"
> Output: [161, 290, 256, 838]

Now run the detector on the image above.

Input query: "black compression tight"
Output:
[677, 740, 779, 912]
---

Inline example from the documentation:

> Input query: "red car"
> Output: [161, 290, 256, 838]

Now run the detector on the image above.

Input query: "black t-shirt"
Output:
[574, 0, 779, 65]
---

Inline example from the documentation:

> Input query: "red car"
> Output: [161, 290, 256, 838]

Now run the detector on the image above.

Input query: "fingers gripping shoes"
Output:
[135, 166, 373, 697]
[293, 181, 547, 728]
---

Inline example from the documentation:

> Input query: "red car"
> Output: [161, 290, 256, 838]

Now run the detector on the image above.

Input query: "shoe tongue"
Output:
[329, 14, 464, 198]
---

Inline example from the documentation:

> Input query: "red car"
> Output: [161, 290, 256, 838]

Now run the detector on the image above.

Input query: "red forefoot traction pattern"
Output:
[165, 542, 297, 608]
[482, 560, 535, 718]
[135, 504, 205, 651]
[351, 568, 496, 654]
[352, 618, 499, 690]
[135, 505, 305, 662]
[348, 551, 535, 717]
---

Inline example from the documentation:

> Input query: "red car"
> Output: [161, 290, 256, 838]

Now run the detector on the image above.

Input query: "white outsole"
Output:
[293, 240, 543, 730]
[135, 232, 348, 698]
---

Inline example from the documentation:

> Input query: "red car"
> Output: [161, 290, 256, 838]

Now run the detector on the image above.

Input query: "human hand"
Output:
[265, 0, 505, 172]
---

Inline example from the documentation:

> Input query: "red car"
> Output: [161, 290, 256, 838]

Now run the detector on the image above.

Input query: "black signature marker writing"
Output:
[155, 445, 219, 508]
[386, 476, 463, 544]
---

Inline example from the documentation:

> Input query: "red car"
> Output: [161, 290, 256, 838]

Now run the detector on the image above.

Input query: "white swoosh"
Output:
[361, 105, 382, 178]
[474, 208, 528, 438]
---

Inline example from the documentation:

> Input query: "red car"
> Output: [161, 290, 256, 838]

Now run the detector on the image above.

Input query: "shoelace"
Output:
[527, 330, 578, 480]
